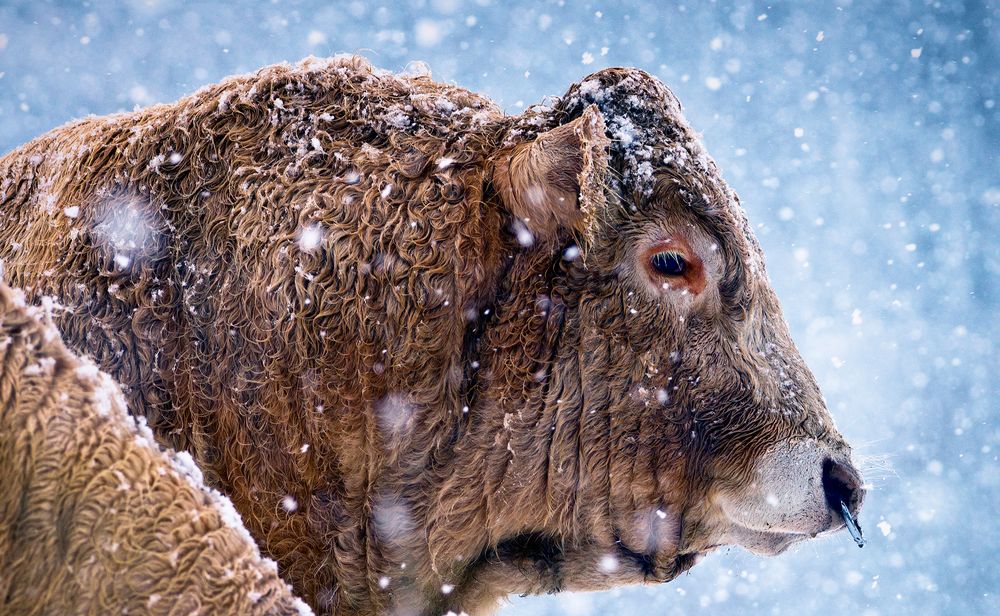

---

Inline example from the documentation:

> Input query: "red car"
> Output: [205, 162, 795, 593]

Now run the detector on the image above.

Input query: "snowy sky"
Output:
[1, 1, 997, 614]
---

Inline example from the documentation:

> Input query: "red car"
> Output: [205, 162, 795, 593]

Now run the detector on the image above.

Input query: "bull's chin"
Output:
[724, 525, 812, 556]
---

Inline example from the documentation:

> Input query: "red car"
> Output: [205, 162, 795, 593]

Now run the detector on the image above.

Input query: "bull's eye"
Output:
[650, 251, 687, 276]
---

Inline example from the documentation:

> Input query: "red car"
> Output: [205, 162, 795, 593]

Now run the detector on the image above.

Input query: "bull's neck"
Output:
[422, 243, 590, 567]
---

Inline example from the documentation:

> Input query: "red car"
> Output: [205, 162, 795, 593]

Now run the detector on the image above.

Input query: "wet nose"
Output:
[821, 457, 865, 522]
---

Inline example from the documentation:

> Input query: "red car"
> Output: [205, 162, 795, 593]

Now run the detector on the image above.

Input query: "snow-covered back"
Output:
[0, 1, 996, 615]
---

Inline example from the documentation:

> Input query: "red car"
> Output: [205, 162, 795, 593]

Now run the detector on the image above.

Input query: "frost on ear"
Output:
[492, 104, 609, 245]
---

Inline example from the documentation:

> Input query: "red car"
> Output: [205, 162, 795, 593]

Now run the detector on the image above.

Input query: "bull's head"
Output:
[472, 67, 864, 603]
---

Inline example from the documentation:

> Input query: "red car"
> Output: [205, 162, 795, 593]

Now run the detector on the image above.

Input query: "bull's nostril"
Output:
[821, 457, 866, 547]
[821, 458, 864, 517]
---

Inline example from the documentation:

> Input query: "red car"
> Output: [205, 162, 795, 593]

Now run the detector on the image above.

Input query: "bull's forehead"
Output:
[557, 68, 765, 276]
[557, 68, 715, 195]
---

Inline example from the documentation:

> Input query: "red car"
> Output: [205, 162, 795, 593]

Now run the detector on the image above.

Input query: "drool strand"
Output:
[841, 501, 866, 548]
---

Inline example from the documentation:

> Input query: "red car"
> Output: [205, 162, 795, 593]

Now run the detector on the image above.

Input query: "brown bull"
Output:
[0, 55, 864, 615]
[0, 282, 311, 615]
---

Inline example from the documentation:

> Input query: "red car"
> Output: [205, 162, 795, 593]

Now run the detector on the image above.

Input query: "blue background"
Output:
[1, 1, 997, 614]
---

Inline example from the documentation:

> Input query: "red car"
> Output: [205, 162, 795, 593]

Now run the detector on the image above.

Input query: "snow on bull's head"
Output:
[489, 68, 864, 586]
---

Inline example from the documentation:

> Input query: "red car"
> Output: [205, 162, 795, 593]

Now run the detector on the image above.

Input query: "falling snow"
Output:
[0, 1, 996, 615]
[512, 219, 535, 248]
[598, 554, 619, 573]
[298, 225, 323, 253]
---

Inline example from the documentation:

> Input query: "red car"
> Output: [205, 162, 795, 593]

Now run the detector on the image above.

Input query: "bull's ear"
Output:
[492, 104, 609, 245]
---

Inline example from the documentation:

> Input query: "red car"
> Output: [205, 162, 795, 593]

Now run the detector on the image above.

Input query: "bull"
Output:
[0, 56, 864, 615]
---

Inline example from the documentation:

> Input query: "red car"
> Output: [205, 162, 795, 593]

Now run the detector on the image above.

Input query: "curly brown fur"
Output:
[0, 282, 310, 616]
[0, 56, 860, 615]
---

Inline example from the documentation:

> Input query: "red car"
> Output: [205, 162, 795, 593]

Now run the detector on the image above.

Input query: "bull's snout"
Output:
[821, 457, 865, 529]
[715, 440, 866, 555]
